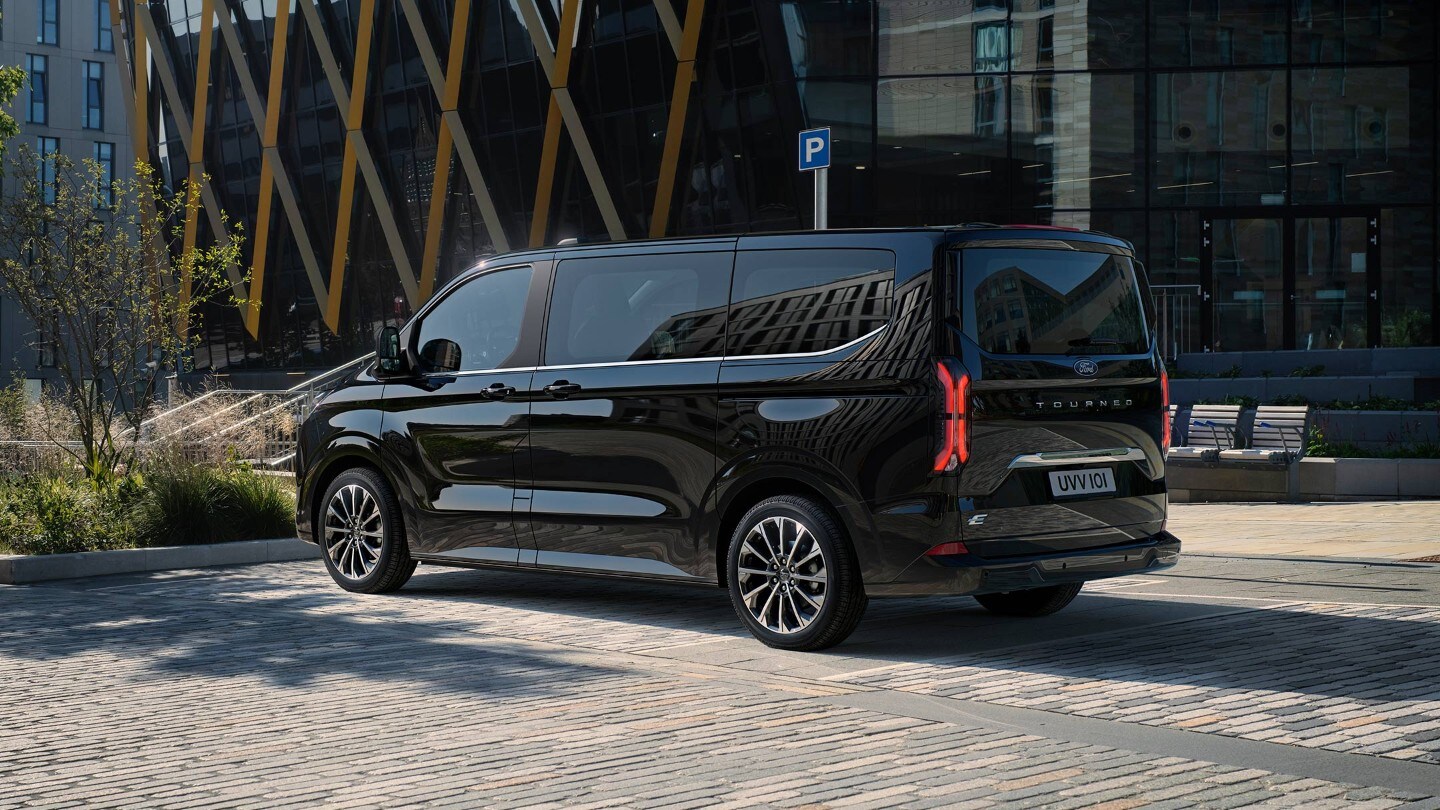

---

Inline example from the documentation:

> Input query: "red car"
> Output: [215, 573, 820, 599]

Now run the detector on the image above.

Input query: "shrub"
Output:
[214, 469, 294, 541]
[0, 475, 132, 555]
[133, 462, 224, 546]
[134, 460, 295, 547]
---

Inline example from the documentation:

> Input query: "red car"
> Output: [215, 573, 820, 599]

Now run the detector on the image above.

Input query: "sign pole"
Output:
[798, 126, 831, 232]
[814, 167, 828, 230]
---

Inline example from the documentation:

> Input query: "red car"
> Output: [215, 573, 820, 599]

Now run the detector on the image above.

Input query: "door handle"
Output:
[483, 382, 516, 400]
[544, 380, 582, 399]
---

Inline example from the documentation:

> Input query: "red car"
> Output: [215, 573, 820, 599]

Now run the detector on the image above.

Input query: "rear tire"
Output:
[726, 496, 867, 651]
[318, 468, 415, 594]
[975, 582, 1083, 617]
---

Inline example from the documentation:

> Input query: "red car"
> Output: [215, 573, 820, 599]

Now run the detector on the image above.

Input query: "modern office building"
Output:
[97, 0, 1439, 375]
[1, 0, 131, 390]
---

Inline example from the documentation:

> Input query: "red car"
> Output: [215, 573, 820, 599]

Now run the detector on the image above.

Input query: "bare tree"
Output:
[0, 150, 245, 479]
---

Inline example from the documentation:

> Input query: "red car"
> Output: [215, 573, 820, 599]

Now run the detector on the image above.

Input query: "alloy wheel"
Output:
[735, 516, 829, 634]
[323, 483, 385, 581]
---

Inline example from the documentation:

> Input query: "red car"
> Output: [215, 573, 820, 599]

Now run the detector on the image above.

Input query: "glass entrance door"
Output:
[1293, 216, 1372, 350]
[1206, 217, 1284, 352]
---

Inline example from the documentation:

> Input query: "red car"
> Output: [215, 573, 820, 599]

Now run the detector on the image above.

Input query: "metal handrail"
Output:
[208, 394, 307, 439]
[284, 352, 375, 394]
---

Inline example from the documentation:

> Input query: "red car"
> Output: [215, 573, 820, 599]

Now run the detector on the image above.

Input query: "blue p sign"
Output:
[798, 127, 831, 172]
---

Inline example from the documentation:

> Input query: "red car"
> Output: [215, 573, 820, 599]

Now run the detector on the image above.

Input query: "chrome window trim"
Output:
[1007, 447, 1148, 469]
[434, 325, 890, 376]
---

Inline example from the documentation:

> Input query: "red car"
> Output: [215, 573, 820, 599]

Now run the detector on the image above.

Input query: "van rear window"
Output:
[957, 248, 1148, 355]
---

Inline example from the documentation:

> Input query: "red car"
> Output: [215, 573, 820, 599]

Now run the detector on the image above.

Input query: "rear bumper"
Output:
[868, 531, 1180, 597]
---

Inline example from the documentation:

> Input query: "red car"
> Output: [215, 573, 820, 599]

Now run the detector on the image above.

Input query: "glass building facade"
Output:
[119, 0, 1438, 371]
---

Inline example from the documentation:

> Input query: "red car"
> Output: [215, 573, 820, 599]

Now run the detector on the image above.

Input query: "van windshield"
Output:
[957, 248, 1149, 355]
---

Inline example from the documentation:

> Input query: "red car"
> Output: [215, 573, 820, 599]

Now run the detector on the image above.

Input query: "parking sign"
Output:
[798, 127, 831, 172]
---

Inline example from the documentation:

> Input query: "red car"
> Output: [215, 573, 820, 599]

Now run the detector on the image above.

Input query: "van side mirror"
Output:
[375, 326, 404, 376]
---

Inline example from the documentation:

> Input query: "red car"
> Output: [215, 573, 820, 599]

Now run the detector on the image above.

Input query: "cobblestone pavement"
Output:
[5, 547, 1440, 807]
[1170, 501, 1440, 560]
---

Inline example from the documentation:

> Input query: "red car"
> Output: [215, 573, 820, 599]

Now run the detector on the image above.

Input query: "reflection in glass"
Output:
[1152, 0, 1287, 67]
[878, 77, 1009, 223]
[1152, 71, 1287, 206]
[1291, 66, 1435, 205]
[1295, 217, 1368, 349]
[546, 254, 731, 365]
[1293, 0, 1435, 64]
[1013, 73, 1142, 209]
[1381, 209, 1435, 347]
[1212, 218, 1283, 351]
[417, 267, 534, 372]
[877, 0, 1008, 75]
[1148, 212, 1203, 358]
[960, 250, 1150, 355]
[1011, 0, 1145, 71]
[729, 249, 895, 357]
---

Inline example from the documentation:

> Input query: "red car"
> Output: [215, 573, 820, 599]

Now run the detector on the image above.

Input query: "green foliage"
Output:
[133, 460, 294, 547]
[0, 377, 27, 437]
[0, 462, 293, 556]
[1217, 364, 1244, 379]
[1305, 425, 1440, 459]
[1288, 364, 1326, 378]
[0, 151, 247, 480]
[0, 51, 23, 165]
[215, 468, 295, 541]
[0, 475, 134, 555]
[1382, 309, 1432, 348]
[133, 462, 225, 546]
[1196, 395, 1440, 412]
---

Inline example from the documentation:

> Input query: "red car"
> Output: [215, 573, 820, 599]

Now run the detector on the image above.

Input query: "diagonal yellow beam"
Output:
[417, 0, 504, 302]
[212, 0, 325, 310]
[649, 0, 705, 238]
[526, 0, 626, 246]
[323, 0, 380, 333]
[180, 0, 217, 324]
[529, 96, 564, 248]
[245, 0, 296, 338]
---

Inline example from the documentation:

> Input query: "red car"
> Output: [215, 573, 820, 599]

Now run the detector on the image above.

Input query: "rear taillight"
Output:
[925, 541, 969, 556]
[1160, 368, 1171, 451]
[933, 362, 971, 473]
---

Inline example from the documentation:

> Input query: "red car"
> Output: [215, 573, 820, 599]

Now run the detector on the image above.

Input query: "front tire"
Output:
[726, 495, 867, 651]
[318, 468, 415, 594]
[975, 582, 1083, 617]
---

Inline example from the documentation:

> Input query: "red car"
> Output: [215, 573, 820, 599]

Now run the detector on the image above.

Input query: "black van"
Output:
[295, 226, 1178, 650]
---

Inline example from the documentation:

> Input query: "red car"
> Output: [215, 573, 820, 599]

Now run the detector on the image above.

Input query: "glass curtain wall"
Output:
[131, 0, 1436, 370]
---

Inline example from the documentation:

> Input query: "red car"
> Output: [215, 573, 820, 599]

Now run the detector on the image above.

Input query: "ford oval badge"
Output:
[1073, 358, 1098, 377]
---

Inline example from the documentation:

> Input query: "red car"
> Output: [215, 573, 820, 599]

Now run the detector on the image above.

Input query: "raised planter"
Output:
[0, 537, 318, 585]
[1170, 457, 1440, 502]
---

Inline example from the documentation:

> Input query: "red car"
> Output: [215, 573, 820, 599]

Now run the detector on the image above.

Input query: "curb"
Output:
[0, 538, 319, 585]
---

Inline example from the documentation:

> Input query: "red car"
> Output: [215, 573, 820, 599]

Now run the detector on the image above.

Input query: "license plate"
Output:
[1049, 468, 1116, 498]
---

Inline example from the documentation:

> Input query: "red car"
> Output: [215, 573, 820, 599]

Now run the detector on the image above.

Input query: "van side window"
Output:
[728, 249, 895, 357]
[415, 266, 533, 372]
[545, 252, 731, 365]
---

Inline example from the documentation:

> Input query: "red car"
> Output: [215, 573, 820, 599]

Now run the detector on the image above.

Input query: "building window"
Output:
[83, 61, 104, 129]
[38, 0, 59, 44]
[1034, 77, 1055, 136]
[25, 55, 48, 124]
[37, 137, 60, 205]
[93, 141, 115, 207]
[1037, 17, 1054, 68]
[96, 0, 112, 50]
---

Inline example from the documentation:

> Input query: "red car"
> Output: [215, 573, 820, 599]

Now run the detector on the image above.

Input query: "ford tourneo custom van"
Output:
[296, 226, 1179, 650]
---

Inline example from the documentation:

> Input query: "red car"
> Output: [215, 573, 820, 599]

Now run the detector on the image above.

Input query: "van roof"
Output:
[477, 224, 1134, 268]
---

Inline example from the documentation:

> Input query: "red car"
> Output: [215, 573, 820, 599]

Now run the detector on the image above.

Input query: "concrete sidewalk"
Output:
[1171, 501, 1440, 560]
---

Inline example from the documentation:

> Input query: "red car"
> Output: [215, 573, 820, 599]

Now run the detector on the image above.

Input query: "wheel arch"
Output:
[304, 437, 391, 542]
[710, 470, 869, 589]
